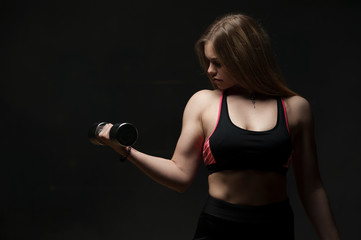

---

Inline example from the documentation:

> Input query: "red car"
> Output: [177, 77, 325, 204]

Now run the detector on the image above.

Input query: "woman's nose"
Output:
[207, 63, 216, 76]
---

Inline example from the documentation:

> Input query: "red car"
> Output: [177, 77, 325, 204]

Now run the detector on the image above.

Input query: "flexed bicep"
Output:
[170, 91, 211, 189]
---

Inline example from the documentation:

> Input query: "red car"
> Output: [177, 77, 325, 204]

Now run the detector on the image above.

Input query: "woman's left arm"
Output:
[289, 96, 340, 240]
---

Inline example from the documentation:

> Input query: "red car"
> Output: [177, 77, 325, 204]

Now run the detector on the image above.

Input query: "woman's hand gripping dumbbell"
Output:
[88, 122, 138, 161]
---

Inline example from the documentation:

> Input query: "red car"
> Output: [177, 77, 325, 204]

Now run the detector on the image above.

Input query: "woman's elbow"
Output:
[174, 187, 187, 193]
[172, 181, 192, 193]
[167, 175, 193, 193]
[297, 178, 325, 200]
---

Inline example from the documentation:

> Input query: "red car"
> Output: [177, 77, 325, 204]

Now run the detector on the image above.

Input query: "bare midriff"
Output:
[208, 169, 288, 206]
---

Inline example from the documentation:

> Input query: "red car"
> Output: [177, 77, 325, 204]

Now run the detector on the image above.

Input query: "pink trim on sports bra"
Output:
[281, 98, 293, 168]
[202, 91, 224, 166]
[281, 98, 290, 135]
[203, 140, 216, 165]
[206, 91, 224, 142]
[283, 150, 294, 168]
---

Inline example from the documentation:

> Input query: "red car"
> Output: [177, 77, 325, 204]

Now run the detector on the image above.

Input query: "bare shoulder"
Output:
[283, 95, 313, 127]
[188, 89, 221, 103]
[185, 89, 221, 111]
[284, 95, 311, 112]
[181, 89, 221, 125]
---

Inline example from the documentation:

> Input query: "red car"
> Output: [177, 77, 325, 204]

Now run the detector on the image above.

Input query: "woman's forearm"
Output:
[98, 92, 205, 193]
[114, 146, 194, 193]
[300, 184, 340, 240]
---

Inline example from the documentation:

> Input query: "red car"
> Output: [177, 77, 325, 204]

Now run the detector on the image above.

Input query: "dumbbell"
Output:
[88, 122, 138, 146]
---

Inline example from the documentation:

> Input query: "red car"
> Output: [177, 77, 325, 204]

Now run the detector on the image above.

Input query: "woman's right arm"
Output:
[98, 90, 210, 192]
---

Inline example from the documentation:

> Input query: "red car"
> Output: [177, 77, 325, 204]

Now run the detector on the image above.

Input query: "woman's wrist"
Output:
[119, 146, 131, 162]
[110, 144, 131, 160]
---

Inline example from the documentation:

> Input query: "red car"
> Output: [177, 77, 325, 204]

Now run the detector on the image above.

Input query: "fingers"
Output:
[97, 123, 113, 144]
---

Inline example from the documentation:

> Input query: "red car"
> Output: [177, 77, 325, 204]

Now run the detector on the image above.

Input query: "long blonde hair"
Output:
[195, 13, 297, 97]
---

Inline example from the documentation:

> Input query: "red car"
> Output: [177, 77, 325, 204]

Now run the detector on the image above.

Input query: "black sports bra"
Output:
[202, 90, 293, 175]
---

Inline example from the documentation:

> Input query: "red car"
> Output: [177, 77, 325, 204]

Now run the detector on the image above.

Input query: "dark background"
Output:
[1, 0, 360, 239]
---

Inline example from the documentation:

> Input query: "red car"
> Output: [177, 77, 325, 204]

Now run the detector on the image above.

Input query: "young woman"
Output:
[97, 13, 340, 239]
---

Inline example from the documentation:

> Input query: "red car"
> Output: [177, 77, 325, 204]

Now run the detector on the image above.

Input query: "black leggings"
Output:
[193, 196, 294, 240]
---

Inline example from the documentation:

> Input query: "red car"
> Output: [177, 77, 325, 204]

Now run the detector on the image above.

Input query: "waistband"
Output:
[203, 195, 293, 223]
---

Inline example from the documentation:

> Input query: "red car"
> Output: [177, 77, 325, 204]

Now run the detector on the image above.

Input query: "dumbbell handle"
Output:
[89, 122, 138, 146]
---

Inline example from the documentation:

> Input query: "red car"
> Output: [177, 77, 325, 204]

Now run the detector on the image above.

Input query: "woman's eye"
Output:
[212, 61, 221, 67]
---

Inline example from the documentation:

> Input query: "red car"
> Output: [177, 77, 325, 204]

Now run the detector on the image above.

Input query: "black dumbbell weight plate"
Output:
[109, 123, 138, 146]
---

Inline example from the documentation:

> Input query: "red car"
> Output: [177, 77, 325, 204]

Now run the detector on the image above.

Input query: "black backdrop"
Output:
[1, 0, 360, 239]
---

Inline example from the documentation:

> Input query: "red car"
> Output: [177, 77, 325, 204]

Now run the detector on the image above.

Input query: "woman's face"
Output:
[204, 41, 237, 90]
